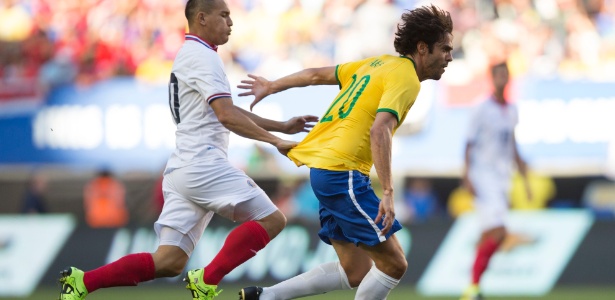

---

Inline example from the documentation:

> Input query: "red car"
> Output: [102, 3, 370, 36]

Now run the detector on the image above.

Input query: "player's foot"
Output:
[184, 269, 222, 300]
[460, 284, 483, 300]
[58, 267, 88, 300]
[238, 286, 263, 300]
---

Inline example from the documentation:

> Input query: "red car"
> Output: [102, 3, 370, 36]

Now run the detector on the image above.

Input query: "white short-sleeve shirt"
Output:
[165, 34, 232, 173]
[466, 97, 519, 177]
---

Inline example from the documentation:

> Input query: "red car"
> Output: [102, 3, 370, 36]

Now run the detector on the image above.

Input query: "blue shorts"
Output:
[310, 168, 402, 247]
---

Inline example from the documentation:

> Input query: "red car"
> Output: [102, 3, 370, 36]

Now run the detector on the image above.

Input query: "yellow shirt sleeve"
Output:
[377, 65, 420, 124]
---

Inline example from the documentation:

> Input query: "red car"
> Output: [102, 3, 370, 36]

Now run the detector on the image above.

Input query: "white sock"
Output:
[354, 266, 400, 300]
[260, 261, 352, 300]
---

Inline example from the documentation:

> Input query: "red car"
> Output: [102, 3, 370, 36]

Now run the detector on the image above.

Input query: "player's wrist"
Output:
[270, 136, 283, 146]
[269, 81, 280, 95]
[281, 120, 292, 133]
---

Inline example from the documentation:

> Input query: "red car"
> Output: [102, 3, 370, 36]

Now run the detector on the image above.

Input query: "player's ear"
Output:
[417, 41, 427, 55]
[197, 11, 207, 25]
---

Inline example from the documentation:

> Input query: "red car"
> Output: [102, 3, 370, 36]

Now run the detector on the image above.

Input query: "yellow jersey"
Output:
[288, 55, 421, 175]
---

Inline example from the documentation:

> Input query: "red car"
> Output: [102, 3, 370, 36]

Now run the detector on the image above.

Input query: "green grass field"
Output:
[13, 285, 615, 300]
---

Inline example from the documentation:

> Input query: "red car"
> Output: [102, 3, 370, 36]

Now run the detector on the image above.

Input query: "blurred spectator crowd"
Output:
[1, 0, 615, 101]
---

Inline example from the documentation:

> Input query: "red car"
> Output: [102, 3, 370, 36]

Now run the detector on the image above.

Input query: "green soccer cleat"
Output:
[460, 284, 483, 300]
[184, 269, 222, 300]
[58, 267, 88, 300]
[238, 286, 263, 300]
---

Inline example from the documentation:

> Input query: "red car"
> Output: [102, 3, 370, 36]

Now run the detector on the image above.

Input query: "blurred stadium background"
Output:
[1, 0, 615, 299]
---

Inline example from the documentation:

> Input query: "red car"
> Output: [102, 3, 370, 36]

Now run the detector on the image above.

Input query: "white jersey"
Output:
[466, 97, 518, 177]
[165, 34, 232, 174]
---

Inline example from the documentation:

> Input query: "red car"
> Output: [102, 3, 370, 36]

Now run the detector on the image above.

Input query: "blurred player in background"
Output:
[460, 62, 532, 300]
[237, 5, 453, 300]
[57, 0, 317, 299]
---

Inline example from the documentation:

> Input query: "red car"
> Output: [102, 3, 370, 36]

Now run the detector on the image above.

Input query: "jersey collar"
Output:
[185, 34, 218, 52]
[399, 55, 418, 74]
[490, 95, 509, 107]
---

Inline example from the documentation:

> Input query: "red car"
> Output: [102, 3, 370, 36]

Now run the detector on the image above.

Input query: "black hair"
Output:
[185, 0, 217, 23]
[394, 4, 453, 55]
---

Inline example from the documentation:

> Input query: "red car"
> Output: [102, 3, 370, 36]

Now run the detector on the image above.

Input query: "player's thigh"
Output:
[233, 191, 279, 222]
[472, 174, 509, 231]
[310, 168, 402, 247]
[233, 192, 285, 239]
[358, 234, 407, 278]
[470, 170, 510, 203]
[476, 201, 508, 232]
[175, 161, 268, 221]
[155, 174, 214, 257]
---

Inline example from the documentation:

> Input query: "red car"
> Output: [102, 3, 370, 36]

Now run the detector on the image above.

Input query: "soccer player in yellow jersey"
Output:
[238, 5, 453, 300]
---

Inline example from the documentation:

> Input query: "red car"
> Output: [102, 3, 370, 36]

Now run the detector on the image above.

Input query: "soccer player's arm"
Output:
[511, 109, 532, 200]
[211, 99, 299, 155]
[236, 107, 318, 134]
[463, 108, 480, 196]
[265, 58, 374, 92]
[372, 68, 420, 234]
[239, 67, 337, 110]
[192, 59, 296, 153]
[268, 66, 338, 91]
[239, 58, 373, 110]
[371, 111, 397, 235]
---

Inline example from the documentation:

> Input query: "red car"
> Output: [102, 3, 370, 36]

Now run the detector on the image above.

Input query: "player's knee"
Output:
[258, 210, 287, 239]
[271, 211, 287, 237]
[346, 269, 370, 287]
[153, 247, 189, 278]
[384, 256, 408, 279]
[340, 261, 371, 287]
[374, 253, 407, 280]
[484, 226, 507, 243]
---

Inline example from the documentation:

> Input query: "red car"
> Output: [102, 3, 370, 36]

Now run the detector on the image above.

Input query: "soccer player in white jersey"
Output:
[57, 1, 317, 300]
[460, 62, 532, 300]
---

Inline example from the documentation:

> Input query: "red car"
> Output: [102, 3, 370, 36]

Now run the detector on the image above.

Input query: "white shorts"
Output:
[470, 169, 510, 231]
[154, 158, 278, 256]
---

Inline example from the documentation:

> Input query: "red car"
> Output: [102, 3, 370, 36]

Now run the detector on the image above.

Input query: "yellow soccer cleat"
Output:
[184, 269, 222, 300]
[460, 284, 483, 300]
[58, 267, 88, 300]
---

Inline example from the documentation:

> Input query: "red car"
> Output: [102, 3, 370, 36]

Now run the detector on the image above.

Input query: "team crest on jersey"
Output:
[370, 59, 384, 67]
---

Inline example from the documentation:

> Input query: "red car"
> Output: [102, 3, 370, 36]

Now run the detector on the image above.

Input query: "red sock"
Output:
[472, 237, 500, 284]
[203, 221, 270, 285]
[83, 253, 155, 293]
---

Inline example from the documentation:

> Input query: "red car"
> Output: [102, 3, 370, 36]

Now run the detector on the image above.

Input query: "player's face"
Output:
[492, 66, 509, 90]
[424, 33, 453, 80]
[203, 0, 233, 46]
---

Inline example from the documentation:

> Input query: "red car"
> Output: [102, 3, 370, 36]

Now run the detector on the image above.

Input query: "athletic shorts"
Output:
[154, 157, 277, 256]
[310, 168, 402, 247]
[470, 169, 510, 231]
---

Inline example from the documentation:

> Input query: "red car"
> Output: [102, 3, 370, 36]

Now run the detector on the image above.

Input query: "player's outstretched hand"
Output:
[284, 115, 319, 134]
[375, 193, 395, 236]
[274, 139, 298, 156]
[237, 74, 271, 111]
